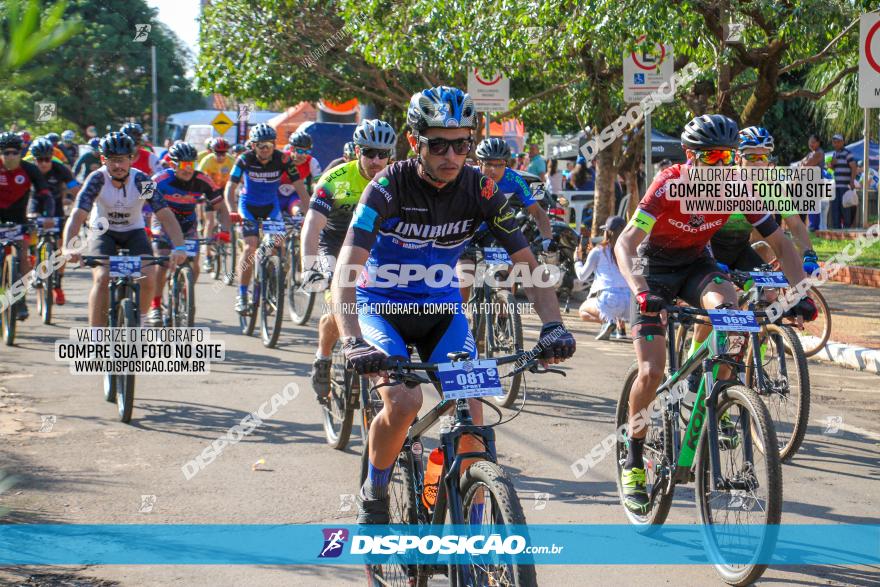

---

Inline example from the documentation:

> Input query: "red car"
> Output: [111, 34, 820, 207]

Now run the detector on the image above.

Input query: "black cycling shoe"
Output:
[311, 358, 331, 404]
[15, 301, 28, 322]
[357, 492, 390, 525]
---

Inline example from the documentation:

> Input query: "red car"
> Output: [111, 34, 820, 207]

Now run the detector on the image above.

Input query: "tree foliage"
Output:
[2, 0, 203, 135]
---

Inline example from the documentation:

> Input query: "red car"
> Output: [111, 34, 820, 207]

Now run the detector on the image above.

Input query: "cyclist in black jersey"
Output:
[332, 86, 576, 524]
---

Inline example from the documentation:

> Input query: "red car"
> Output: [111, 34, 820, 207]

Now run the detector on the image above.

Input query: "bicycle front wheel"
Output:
[286, 237, 315, 325]
[260, 255, 285, 348]
[116, 298, 138, 423]
[173, 265, 196, 327]
[748, 324, 810, 461]
[796, 287, 831, 357]
[36, 240, 53, 324]
[696, 384, 782, 586]
[459, 461, 537, 587]
[323, 344, 355, 450]
[486, 289, 523, 408]
[2, 252, 19, 346]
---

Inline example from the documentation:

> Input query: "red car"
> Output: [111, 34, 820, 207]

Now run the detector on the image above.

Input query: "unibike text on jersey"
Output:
[392, 219, 473, 240]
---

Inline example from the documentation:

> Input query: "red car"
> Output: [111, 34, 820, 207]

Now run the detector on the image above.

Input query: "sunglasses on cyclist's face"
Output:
[294, 148, 311, 155]
[254, 141, 274, 150]
[175, 160, 195, 170]
[740, 153, 770, 162]
[2, 150, 20, 156]
[693, 149, 735, 166]
[418, 136, 473, 156]
[36, 157, 52, 163]
[479, 160, 507, 169]
[360, 148, 391, 160]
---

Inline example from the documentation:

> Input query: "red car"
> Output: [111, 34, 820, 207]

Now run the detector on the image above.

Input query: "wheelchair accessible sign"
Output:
[438, 359, 503, 399]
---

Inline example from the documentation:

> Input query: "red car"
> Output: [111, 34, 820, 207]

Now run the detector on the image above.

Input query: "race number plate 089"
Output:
[706, 309, 760, 332]
[109, 256, 142, 277]
[437, 359, 503, 400]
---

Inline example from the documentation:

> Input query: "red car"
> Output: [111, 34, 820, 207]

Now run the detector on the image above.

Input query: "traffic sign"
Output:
[859, 13, 880, 107]
[623, 36, 674, 104]
[467, 68, 510, 112]
[211, 112, 234, 136]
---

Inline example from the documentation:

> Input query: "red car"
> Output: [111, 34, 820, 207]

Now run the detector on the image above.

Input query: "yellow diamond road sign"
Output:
[211, 112, 234, 136]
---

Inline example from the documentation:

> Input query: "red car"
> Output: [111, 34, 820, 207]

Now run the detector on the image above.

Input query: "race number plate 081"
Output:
[748, 271, 788, 287]
[483, 247, 511, 265]
[109, 256, 142, 277]
[706, 309, 760, 332]
[437, 359, 503, 400]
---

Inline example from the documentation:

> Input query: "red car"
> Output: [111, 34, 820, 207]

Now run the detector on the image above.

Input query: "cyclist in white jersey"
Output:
[63, 132, 186, 327]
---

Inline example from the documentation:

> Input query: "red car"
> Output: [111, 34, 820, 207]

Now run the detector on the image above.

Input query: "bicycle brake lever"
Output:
[529, 364, 566, 376]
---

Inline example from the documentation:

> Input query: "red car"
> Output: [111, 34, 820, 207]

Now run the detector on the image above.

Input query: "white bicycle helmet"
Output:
[352, 119, 397, 149]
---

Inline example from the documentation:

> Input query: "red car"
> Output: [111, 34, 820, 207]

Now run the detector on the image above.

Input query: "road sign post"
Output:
[859, 13, 880, 107]
[624, 37, 673, 185]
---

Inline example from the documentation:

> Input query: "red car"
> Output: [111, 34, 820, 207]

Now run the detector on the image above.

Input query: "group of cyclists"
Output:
[1, 84, 821, 531]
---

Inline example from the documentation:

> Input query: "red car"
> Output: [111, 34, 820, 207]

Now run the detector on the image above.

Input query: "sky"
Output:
[146, 0, 201, 67]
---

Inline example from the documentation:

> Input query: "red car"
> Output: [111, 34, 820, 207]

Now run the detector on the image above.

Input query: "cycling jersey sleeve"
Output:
[506, 169, 536, 207]
[74, 170, 104, 213]
[23, 161, 55, 217]
[228, 155, 246, 184]
[347, 170, 397, 251]
[309, 180, 334, 218]
[195, 171, 224, 208]
[135, 171, 168, 212]
[282, 153, 301, 183]
[148, 152, 161, 174]
[310, 157, 322, 177]
[480, 176, 529, 254]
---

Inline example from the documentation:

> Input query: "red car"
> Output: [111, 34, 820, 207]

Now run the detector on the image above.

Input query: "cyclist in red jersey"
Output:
[0, 131, 55, 321]
[613, 115, 817, 515]
[121, 123, 160, 175]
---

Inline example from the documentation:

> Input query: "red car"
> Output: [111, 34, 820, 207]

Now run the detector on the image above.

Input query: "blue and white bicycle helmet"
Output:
[738, 126, 774, 151]
[407, 86, 477, 133]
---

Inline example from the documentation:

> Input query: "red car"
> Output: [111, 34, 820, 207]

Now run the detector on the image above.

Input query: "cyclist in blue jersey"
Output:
[459, 137, 553, 303]
[332, 86, 576, 524]
[147, 142, 231, 325]
[225, 123, 308, 313]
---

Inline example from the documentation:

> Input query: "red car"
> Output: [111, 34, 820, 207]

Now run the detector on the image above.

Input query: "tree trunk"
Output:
[592, 137, 622, 235]
[625, 170, 640, 217]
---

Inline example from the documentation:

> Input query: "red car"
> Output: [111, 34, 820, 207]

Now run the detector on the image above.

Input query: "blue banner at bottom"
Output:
[2, 524, 878, 565]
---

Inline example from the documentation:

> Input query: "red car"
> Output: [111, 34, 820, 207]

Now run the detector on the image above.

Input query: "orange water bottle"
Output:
[422, 448, 444, 509]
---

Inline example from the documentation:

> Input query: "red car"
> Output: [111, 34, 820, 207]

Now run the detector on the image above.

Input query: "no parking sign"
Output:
[859, 13, 880, 107]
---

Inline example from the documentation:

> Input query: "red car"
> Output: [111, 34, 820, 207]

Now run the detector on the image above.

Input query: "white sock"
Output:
[316, 352, 330, 361]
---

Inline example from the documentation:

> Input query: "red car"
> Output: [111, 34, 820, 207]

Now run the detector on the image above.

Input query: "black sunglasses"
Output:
[360, 148, 391, 160]
[36, 157, 52, 163]
[417, 136, 473, 156]
[2, 150, 20, 156]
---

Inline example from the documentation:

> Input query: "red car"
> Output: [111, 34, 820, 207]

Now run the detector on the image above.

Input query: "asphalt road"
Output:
[1, 267, 878, 586]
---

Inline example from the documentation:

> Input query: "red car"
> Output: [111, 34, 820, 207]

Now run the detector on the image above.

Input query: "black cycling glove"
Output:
[537, 321, 576, 360]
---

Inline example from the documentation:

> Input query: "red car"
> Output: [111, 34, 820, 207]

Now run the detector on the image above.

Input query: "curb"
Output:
[801, 335, 880, 375]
